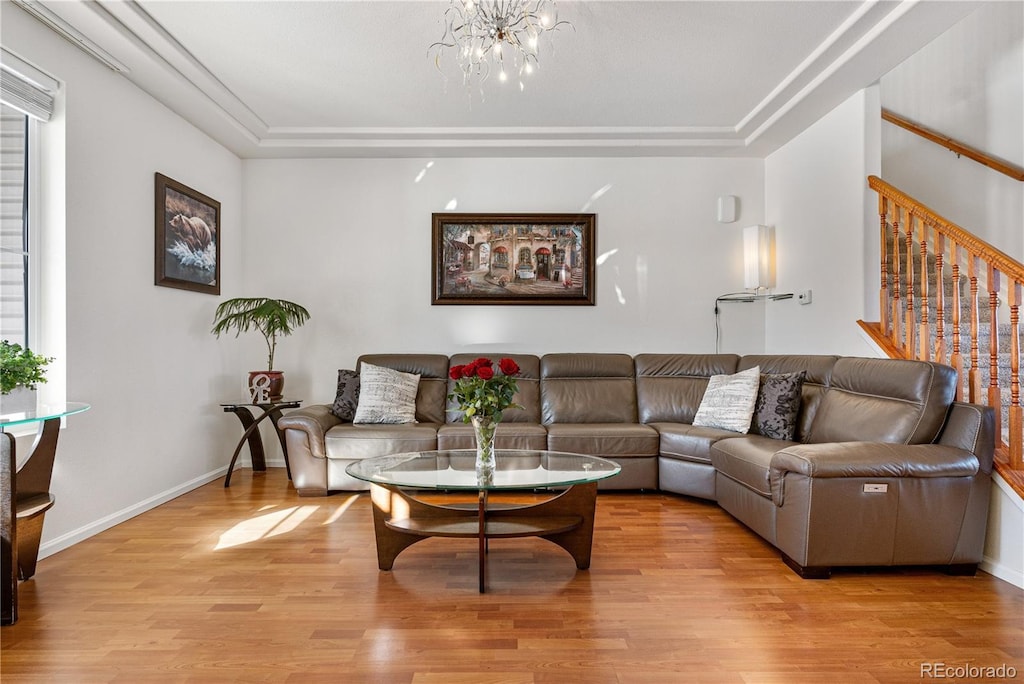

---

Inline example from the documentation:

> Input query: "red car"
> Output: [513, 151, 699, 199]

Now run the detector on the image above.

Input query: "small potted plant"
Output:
[0, 340, 53, 413]
[211, 298, 310, 402]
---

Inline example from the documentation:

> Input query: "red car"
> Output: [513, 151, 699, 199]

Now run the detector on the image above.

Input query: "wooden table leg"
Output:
[1, 432, 16, 626]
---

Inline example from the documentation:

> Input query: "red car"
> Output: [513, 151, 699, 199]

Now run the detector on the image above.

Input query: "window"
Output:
[0, 104, 29, 347]
[1, 48, 58, 352]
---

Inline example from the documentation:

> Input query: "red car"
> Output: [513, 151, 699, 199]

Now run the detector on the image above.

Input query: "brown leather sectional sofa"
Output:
[278, 352, 995, 578]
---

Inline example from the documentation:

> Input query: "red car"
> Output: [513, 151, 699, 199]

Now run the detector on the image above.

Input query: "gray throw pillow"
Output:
[353, 362, 420, 424]
[330, 369, 360, 422]
[751, 370, 806, 441]
[692, 366, 760, 433]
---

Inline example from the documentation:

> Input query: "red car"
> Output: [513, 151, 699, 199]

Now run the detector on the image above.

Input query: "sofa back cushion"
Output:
[446, 353, 541, 423]
[806, 357, 957, 444]
[635, 354, 740, 424]
[738, 355, 838, 442]
[541, 353, 637, 424]
[356, 354, 450, 425]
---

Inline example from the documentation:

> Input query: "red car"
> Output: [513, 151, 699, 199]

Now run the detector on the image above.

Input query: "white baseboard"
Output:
[981, 556, 1024, 588]
[38, 466, 229, 560]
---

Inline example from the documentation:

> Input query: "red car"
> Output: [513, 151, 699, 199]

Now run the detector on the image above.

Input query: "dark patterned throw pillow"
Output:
[330, 369, 361, 421]
[751, 370, 806, 441]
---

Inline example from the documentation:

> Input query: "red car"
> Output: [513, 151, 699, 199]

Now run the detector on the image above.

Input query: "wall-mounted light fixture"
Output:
[743, 224, 775, 291]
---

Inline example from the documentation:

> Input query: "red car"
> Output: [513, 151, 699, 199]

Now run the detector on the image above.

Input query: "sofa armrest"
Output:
[277, 404, 342, 459]
[937, 402, 995, 474]
[769, 442, 979, 506]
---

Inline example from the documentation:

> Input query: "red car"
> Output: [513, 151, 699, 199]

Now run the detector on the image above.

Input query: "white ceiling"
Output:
[18, 0, 978, 158]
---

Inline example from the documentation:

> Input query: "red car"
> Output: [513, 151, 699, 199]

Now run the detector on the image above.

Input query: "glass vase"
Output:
[471, 415, 497, 481]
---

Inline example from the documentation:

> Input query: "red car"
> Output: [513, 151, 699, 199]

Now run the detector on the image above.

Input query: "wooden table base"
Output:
[368, 482, 599, 593]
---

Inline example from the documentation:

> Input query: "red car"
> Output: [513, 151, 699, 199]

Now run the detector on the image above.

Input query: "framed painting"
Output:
[155, 172, 220, 295]
[431, 213, 596, 305]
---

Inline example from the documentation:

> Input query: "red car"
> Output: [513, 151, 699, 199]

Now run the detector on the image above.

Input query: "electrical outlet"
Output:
[798, 289, 813, 305]
[863, 483, 888, 493]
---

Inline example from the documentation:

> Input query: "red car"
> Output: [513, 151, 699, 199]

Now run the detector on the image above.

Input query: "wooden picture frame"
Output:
[432, 213, 596, 305]
[155, 173, 221, 295]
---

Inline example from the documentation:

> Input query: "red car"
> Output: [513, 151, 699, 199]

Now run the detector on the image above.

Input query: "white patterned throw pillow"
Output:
[692, 366, 761, 433]
[353, 363, 420, 424]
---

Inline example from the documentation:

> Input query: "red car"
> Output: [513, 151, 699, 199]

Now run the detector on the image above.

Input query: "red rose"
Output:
[498, 358, 520, 376]
[477, 365, 494, 380]
[462, 361, 478, 377]
[475, 357, 493, 368]
[449, 365, 464, 380]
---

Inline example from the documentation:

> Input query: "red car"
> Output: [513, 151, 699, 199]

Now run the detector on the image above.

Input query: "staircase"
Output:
[860, 175, 1023, 496]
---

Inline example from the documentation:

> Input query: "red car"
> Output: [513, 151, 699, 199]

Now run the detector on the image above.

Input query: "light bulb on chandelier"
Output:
[430, 0, 573, 92]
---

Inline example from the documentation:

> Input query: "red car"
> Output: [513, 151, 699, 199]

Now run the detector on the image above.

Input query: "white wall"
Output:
[881, 2, 1023, 260]
[3, 6, 244, 555]
[241, 157, 765, 402]
[763, 87, 882, 355]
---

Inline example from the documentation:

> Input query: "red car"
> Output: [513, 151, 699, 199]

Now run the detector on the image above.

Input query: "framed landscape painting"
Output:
[155, 172, 220, 295]
[431, 213, 596, 305]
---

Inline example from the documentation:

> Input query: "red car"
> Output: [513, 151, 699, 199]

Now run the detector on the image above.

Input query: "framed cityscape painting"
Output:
[431, 213, 596, 305]
[154, 172, 220, 295]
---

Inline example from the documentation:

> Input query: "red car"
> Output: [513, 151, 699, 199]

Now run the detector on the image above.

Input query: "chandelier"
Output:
[430, 0, 572, 91]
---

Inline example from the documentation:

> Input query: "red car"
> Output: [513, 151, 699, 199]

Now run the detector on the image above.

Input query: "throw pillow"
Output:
[330, 369, 361, 421]
[750, 371, 806, 441]
[353, 362, 420, 424]
[692, 366, 760, 433]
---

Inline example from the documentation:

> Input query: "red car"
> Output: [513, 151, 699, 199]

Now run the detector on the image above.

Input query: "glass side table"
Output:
[220, 399, 301, 487]
[1, 402, 90, 626]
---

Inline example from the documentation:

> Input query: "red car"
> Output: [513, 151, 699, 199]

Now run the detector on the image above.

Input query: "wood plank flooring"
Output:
[2, 468, 1021, 683]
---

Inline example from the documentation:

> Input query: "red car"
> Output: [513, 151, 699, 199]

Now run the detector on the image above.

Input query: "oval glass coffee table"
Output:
[346, 450, 620, 593]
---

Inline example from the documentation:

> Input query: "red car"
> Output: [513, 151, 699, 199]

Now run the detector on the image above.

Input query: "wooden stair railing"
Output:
[861, 175, 1022, 496]
[882, 109, 1024, 182]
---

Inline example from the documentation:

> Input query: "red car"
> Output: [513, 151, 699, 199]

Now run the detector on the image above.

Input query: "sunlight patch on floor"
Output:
[214, 505, 320, 550]
[323, 495, 359, 524]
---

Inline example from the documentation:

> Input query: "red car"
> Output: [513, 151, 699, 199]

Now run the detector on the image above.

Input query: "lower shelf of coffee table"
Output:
[386, 514, 583, 539]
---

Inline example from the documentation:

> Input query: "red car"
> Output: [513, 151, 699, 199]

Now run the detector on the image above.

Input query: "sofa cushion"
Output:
[545, 423, 659, 458]
[353, 363, 420, 424]
[652, 422, 744, 465]
[806, 358, 957, 445]
[635, 354, 740, 424]
[324, 423, 440, 460]
[437, 422, 548, 451]
[692, 366, 760, 433]
[711, 434, 797, 499]
[751, 371, 806, 441]
[330, 369, 360, 422]
[541, 353, 638, 424]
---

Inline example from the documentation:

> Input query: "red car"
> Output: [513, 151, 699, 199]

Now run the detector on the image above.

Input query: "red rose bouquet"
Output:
[448, 357, 522, 423]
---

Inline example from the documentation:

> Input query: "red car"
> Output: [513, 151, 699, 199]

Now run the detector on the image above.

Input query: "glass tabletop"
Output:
[0, 402, 91, 427]
[220, 399, 302, 408]
[346, 450, 621, 490]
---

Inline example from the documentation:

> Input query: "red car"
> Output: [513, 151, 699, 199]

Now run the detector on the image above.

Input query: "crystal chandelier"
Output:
[430, 0, 572, 91]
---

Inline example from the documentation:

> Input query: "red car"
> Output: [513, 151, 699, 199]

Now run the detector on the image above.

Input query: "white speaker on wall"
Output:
[717, 195, 737, 223]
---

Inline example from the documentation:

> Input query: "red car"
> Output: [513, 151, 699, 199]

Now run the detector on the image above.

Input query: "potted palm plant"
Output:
[211, 298, 310, 402]
[0, 340, 53, 413]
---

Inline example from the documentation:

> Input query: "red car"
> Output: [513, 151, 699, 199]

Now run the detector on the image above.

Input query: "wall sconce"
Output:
[743, 225, 775, 291]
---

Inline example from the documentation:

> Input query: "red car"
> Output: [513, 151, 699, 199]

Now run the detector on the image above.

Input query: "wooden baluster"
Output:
[949, 240, 964, 402]
[1010, 279, 1022, 469]
[969, 255, 981, 403]
[905, 212, 917, 358]
[988, 264, 1002, 440]
[919, 222, 931, 361]
[879, 195, 890, 335]
[891, 206, 903, 350]
[934, 228, 946, 363]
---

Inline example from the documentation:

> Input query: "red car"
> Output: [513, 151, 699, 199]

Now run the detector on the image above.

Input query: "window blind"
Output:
[0, 104, 28, 346]
[0, 48, 57, 122]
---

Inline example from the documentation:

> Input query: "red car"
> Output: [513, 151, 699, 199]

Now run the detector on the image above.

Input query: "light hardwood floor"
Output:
[2, 468, 1021, 683]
